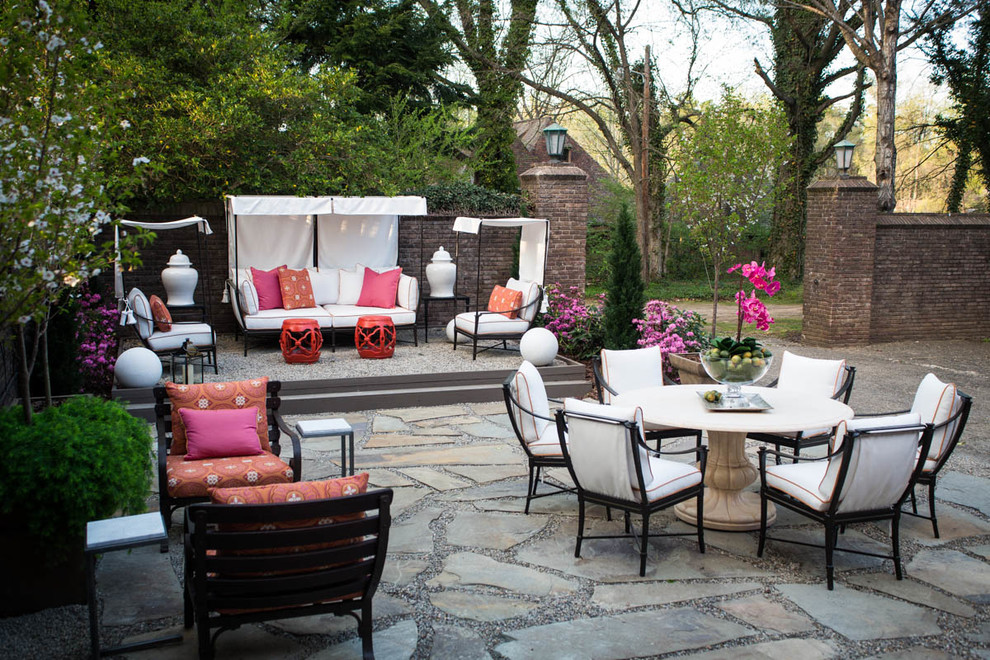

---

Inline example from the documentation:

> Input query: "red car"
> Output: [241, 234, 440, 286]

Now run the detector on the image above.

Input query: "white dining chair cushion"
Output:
[834, 427, 920, 514]
[776, 351, 846, 399]
[145, 323, 215, 352]
[911, 373, 960, 460]
[599, 346, 664, 405]
[308, 267, 339, 305]
[564, 398, 652, 497]
[238, 279, 260, 315]
[766, 461, 831, 512]
[819, 413, 920, 496]
[528, 424, 565, 457]
[507, 278, 540, 323]
[454, 311, 531, 335]
[127, 288, 154, 339]
[635, 456, 702, 503]
[511, 361, 551, 445]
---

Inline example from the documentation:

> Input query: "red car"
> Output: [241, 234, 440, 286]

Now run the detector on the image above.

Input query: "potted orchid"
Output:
[700, 262, 780, 397]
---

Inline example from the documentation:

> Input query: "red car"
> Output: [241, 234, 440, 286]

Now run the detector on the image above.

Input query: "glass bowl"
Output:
[700, 351, 773, 398]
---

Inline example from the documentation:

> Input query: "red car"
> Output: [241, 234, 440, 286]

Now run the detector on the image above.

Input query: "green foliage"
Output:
[0, 397, 152, 561]
[603, 205, 645, 350]
[668, 90, 791, 327]
[407, 181, 521, 214]
[273, 0, 468, 114]
[925, 6, 990, 211]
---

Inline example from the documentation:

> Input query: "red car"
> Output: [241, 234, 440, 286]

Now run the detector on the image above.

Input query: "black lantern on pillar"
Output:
[542, 122, 568, 161]
[834, 139, 856, 178]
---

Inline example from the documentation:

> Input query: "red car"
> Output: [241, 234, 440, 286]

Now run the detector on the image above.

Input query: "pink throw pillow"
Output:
[356, 267, 401, 308]
[180, 407, 264, 460]
[251, 266, 287, 310]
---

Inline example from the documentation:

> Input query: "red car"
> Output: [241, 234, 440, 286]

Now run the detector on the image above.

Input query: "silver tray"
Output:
[697, 392, 773, 412]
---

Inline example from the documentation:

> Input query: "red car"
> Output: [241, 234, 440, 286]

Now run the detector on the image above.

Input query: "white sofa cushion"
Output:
[243, 307, 333, 331]
[238, 279, 260, 316]
[308, 267, 339, 305]
[507, 278, 541, 323]
[454, 311, 531, 335]
[145, 323, 214, 352]
[324, 305, 415, 329]
[911, 373, 960, 460]
[338, 267, 365, 305]
[396, 274, 418, 310]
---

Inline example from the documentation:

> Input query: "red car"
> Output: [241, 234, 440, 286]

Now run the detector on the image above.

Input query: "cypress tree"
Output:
[604, 204, 645, 349]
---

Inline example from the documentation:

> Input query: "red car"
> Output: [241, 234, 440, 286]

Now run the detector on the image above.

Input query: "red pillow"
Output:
[180, 407, 264, 460]
[149, 294, 172, 332]
[488, 285, 523, 318]
[251, 266, 287, 310]
[277, 266, 316, 310]
[356, 267, 401, 308]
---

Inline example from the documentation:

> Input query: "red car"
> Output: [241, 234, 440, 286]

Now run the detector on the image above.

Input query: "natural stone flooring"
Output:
[31, 401, 990, 659]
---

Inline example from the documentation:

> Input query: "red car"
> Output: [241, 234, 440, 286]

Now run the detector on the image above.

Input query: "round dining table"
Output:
[614, 384, 853, 531]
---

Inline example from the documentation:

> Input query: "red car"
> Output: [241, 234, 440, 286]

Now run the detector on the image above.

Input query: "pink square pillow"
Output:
[251, 265, 287, 310]
[180, 407, 264, 460]
[356, 267, 402, 308]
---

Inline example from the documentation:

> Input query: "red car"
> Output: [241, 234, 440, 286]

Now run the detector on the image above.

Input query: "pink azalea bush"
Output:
[633, 300, 708, 378]
[538, 284, 606, 361]
[76, 286, 121, 397]
[727, 261, 779, 337]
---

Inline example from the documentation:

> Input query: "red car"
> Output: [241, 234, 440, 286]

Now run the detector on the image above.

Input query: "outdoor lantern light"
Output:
[834, 139, 856, 178]
[543, 122, 568, 161]
[171, 339, 205, 384]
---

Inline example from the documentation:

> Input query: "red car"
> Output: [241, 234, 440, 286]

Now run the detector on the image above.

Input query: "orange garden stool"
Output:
[280, 318, 323, 364]
[355, 315, 396, 359]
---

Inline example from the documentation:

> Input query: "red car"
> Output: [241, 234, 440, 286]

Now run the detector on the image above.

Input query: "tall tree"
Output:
[270, 0, 469, 114]
[703, 0, 868, 277]
[417, 0, 539, 193]
[782, 0, 977, 211]
[603, 204, 645, 350]
[923, 4, 990, 211]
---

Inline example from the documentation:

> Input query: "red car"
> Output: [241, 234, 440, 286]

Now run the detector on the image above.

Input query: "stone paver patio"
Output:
[46, 394, 988, 660]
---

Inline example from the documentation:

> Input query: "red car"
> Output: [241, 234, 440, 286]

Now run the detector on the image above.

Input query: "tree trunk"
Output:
[874, 9, 900, 211]
[41, 328, 52, 408]
[946, 142, 971, 213]
[711, 265, 720, 340]
[16, 325, 32, 425]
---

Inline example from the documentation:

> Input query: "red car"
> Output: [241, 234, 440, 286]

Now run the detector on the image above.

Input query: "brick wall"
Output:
[871, 215, 990, 341]
[520, 164, 589, 293]
[804, 177, 990, 346]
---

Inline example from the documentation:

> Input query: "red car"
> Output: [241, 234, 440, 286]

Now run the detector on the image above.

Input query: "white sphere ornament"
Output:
[445, 319, 457, 343]
[114, 347, 163, 388]
[520, 328, 558, 366]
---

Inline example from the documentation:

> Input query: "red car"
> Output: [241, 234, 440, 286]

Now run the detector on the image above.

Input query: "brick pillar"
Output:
[803, 177, 877, 346]
[519, 163, 588, 292]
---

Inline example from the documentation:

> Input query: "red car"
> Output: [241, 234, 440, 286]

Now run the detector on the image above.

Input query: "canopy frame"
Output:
[452, 217, 550, 306]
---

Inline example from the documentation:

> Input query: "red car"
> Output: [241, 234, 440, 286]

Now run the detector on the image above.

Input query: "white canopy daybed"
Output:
[225, 196, 428, 354]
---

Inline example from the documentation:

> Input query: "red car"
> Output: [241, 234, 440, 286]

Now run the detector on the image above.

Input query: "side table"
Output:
[280, 318, 323, 364]
[86, 512, 182, 659]
[296, 418, 355, 477]
[421, 295, 470, 343]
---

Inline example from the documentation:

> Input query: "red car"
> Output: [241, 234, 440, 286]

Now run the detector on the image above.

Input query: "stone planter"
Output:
[668, 352, 717, 385]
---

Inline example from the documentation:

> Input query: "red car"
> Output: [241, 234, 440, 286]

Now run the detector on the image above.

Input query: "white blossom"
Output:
[132, 156, 150, 166]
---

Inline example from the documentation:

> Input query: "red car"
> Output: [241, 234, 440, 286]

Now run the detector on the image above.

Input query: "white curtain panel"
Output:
[230, 214, 315, 280]
[317, 214, 398, 269]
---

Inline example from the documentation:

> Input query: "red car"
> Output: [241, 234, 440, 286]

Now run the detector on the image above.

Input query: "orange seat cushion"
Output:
[165, 452, 293, 499]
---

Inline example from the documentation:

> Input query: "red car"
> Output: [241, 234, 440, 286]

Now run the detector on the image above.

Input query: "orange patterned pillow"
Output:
[209, 473, 369, 505]
[165, 378, 270, 455]
[149, 295, 172, 332]
[277, 267, 315, 310]
[488, 285, 523, 319]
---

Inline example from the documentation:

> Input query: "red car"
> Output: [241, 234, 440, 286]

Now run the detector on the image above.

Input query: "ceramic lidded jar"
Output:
[425, 246, 456, 298]
[161, 249, 198, 306]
